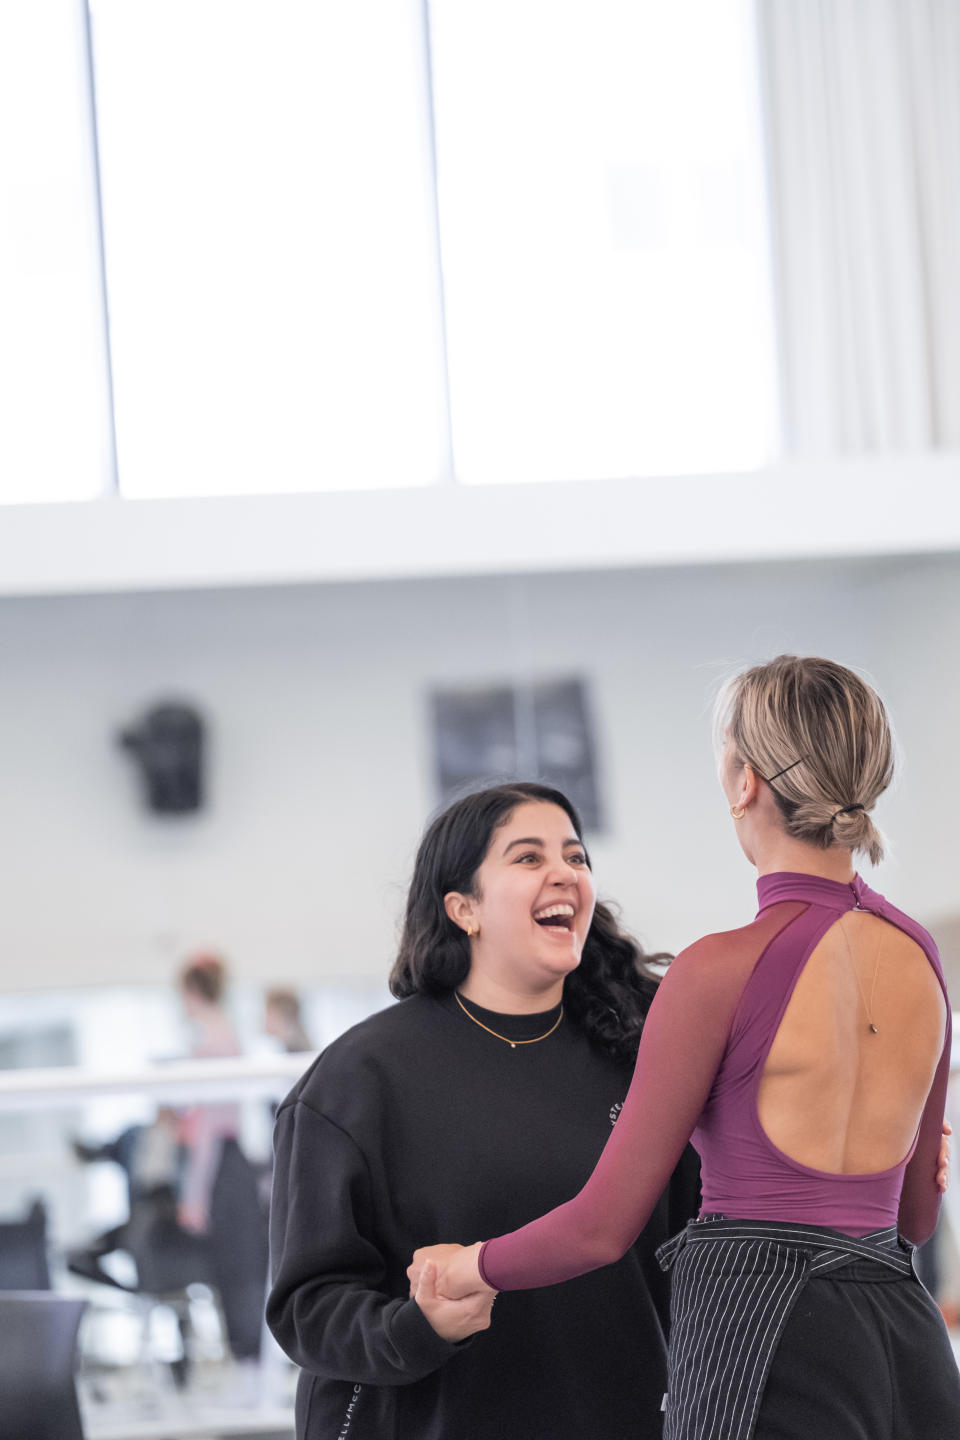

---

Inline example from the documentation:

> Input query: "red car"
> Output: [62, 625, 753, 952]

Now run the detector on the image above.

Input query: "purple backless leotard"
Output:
[479, 872, 951, 1291]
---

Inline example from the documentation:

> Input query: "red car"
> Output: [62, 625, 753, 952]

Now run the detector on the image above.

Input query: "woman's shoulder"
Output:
[871, 890, 942, 965]
[671, 914, 773, 967]
[286, 994, 447, 1108]
[657, 914, 782, 1005]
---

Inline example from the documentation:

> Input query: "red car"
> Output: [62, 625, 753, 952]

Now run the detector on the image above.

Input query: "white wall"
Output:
[1, 551, 958, 993]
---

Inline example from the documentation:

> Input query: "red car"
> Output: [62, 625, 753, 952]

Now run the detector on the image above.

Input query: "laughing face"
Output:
[447, 800, 597, 997]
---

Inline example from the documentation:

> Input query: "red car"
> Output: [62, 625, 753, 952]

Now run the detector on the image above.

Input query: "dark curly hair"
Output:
[389, 782, 668, 1064]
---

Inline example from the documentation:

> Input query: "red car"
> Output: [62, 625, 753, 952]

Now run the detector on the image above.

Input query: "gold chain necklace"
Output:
[454, 992, 564, 1049]
[838, 919, 884, 1034]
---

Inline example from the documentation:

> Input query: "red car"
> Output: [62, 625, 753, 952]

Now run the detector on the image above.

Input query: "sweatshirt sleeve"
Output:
[479, 935, 746, 1291]
[267, 1098, 462, 1384]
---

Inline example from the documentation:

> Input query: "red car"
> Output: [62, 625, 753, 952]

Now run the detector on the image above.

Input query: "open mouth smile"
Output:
[532, 903, 576, 934]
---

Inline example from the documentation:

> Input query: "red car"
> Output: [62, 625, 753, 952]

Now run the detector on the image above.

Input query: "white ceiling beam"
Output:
[0, 455, 958, 597]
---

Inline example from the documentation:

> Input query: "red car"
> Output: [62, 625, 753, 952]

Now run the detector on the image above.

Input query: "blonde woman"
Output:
[412, 657, 958, 1440]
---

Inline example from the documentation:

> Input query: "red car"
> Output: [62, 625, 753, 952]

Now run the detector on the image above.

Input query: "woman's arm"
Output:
[898, 1014, 953, 1245]
[414, 934, 749, 1297]
[267, 1099, 492, 1384]
[420, 968, 953, 1294]
[176, 1108, 221, 1232]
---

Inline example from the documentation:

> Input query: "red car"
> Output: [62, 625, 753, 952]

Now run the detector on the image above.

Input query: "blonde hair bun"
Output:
[717, 655, 894, 866]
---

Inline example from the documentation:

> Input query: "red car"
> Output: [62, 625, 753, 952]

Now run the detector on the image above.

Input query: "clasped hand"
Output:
[408, 1241, 497, 1343]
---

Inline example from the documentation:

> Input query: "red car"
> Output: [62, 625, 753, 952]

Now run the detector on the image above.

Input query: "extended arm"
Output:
[476, 937, 744, 1291]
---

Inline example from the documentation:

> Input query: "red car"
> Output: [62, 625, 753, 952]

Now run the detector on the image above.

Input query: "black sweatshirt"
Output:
[267, 992, 701, 1440]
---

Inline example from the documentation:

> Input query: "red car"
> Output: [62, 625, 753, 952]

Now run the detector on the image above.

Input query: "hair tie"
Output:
[831, 803, 865, 822]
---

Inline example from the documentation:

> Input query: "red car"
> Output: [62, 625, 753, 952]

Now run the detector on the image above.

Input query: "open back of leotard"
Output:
[479, 872, 951, 1292]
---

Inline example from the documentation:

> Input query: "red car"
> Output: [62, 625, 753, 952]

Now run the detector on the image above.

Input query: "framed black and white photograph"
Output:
[431, 676, 603, 830]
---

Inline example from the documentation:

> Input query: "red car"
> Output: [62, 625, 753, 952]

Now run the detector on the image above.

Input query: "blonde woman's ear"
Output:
[741, 763, 762, 803]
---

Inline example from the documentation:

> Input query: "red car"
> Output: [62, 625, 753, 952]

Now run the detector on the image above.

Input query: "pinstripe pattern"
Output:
[656, 1216, 912, 1440]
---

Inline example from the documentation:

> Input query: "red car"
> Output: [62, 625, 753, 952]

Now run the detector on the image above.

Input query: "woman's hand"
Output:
[937, 1119, 952, 1193]
[409, 1241, 493, 1302]
[413, 1260, 495, 1342]
[407, 1244, 465, 1295]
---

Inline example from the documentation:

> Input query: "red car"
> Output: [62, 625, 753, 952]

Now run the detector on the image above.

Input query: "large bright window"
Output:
[89, 0, 450, 498]
[1, 1, 779, 508]
[0, 1, 113, 505]
[429, 0, 777, 483]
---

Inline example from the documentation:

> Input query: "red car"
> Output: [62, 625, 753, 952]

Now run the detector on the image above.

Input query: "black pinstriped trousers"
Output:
[657, 1217, 960, 1440]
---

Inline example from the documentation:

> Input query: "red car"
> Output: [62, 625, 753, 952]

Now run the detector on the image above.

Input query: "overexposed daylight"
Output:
[1, 3, 959, 1439]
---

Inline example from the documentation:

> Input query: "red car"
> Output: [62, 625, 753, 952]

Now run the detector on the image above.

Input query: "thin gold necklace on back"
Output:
[454, 991, 564, 1049]
[838, 918, 884, 1034]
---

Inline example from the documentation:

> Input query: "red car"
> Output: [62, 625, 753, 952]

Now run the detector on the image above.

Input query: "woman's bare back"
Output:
[758, 912, 947, 1175]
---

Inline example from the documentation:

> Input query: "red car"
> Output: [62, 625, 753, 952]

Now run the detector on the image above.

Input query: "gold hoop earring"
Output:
[466, 923, 479, 939]
[730, 805, 746, 820]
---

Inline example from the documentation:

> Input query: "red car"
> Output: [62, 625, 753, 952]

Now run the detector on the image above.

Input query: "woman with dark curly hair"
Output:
[267, 781, 700, 1439]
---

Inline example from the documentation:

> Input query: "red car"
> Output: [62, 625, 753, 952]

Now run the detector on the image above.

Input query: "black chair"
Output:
[0, 1199, 51, 1290]
[68, 1185, 216, 1390]
[124, 1190, 218, 1389]
[0, 1292, 87, 1440]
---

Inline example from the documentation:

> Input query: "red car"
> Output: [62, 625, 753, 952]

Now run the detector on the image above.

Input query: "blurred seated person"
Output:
[72, 1110, 180, 1213]
[67, 1108, 204, 1292]
[264, 987, 313, 1054]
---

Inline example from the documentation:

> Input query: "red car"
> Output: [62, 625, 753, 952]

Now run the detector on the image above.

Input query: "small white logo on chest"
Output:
[609, 1101, 623, 1127]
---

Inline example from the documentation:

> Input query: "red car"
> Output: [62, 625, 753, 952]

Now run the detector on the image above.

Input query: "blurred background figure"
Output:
[175, 952, 242, 1237]
[63, 956, 269, 1382]
[263, 988, 313, 1055]
[174, 953, 269, 1369]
